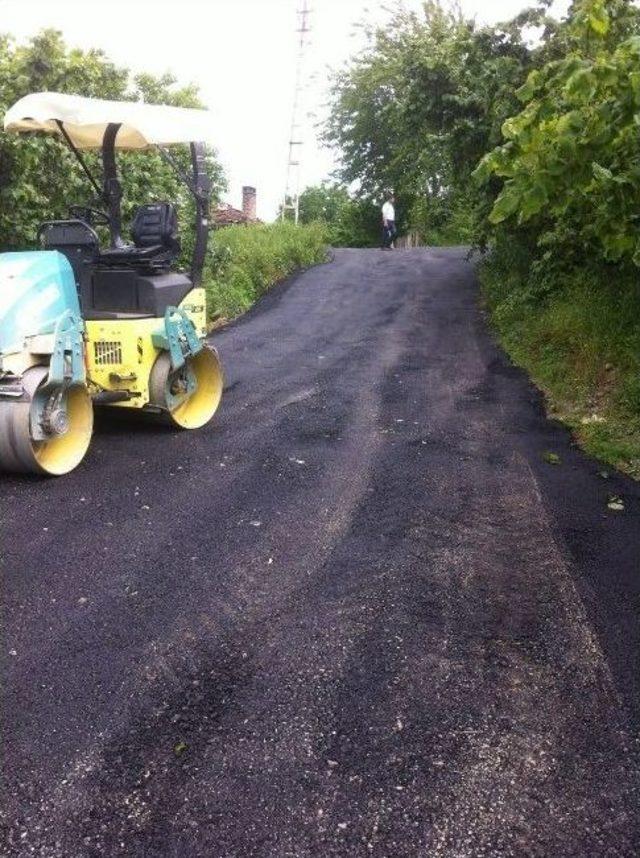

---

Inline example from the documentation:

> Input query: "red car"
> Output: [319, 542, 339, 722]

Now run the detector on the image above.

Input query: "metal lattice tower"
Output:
[281, 0, 311, 224]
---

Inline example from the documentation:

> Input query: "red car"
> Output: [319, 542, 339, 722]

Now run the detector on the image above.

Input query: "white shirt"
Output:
[382, 201, 395, 222]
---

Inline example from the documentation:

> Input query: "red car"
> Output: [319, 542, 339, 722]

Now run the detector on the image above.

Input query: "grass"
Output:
[479, 243, 640, 479]
[203, 221, 328, 322]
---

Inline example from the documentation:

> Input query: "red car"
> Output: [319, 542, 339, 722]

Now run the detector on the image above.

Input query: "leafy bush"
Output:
[295, 183, 381, 247]
[475, 0, 640, 267]
[280, 183, 380, 246]
[466, 0, 640, 473]
[409, 190, 476, 245]
[205, 221, 328, 321]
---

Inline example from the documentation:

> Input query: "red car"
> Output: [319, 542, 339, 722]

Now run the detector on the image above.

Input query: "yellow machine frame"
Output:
[84, 288, 207, 408]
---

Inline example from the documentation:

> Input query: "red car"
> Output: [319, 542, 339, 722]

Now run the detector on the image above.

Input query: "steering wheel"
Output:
[69, 205, 110, 227]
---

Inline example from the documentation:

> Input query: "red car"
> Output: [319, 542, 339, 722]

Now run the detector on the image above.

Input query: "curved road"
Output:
[3, 248, 640, 857]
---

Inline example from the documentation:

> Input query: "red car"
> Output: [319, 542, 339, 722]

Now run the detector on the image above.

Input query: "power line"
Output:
[281, 0, 312, 224]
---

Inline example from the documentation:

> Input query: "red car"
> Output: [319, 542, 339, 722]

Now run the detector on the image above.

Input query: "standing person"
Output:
[381, 194, 397, 250]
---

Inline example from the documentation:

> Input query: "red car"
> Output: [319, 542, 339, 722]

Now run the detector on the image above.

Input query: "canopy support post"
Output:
[102, 123, 123, 248]
[190, 142, 211, 288]
[54, 120, 103, 199]
[157, 143, 211, 287]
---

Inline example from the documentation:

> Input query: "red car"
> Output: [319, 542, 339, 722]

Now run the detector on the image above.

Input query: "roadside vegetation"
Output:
[324, 0, 640, 476]
[482, 242, 640, 476]
[206, 221, 328, 321]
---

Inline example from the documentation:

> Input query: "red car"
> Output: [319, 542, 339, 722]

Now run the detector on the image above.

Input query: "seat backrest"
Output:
[39, 219, 99, 254]
[38, 220, 99, 310]
[131, 203, 179, 252]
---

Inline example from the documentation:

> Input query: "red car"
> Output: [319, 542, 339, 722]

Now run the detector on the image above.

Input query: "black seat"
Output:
[38, 219, 99, 293]
[132, 203, 179, 251]
[98, 203, 181, 266]
[39, 219, 99, 255]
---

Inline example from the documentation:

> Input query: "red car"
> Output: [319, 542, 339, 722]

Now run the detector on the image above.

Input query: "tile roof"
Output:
[212, 203, 257, 226]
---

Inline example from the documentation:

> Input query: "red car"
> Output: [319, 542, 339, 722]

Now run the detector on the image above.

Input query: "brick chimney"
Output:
[242, 186, 257, 221]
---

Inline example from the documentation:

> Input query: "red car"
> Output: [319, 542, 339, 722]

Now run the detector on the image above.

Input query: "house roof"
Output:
[212, 204, 249, 225]
[212, 203, 260, 226]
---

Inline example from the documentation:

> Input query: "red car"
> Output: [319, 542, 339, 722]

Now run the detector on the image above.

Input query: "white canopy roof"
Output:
[3, 91, 215, 149]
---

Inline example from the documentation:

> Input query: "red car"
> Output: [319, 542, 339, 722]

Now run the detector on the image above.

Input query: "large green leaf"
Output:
[518, 183, 548, 221]
[489, 184, 522, 224]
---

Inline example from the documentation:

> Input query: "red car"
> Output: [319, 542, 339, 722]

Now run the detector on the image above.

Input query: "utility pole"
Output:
[281, 0, 311, 224]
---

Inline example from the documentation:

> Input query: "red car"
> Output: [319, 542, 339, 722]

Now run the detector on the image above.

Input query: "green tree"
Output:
[297, 183, 380, 247]
[323, 2, 541, 243]
[0, 29, 225, 250]
[298, 184, 348, 224]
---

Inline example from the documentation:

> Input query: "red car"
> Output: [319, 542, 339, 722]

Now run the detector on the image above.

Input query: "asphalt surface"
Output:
[2, 247, 640, 857]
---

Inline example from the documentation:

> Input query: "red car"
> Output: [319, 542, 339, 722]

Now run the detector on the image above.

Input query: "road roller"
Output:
[0, 92, 223, 475]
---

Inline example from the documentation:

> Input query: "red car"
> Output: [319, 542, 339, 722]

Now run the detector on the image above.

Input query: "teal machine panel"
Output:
[0, 251, 79, 356]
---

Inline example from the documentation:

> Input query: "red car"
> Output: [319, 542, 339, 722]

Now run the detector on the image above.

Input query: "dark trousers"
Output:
[382, 220, 397, 248]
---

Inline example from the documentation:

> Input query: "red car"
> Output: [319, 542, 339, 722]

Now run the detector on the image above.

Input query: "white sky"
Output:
[1, 0, 567, 220]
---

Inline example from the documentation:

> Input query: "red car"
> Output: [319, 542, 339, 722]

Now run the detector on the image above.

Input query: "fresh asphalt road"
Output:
[2, 248, 640, 857]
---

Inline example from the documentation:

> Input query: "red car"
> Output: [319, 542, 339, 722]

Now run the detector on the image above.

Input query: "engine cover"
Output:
[0, 251, 79, 357]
